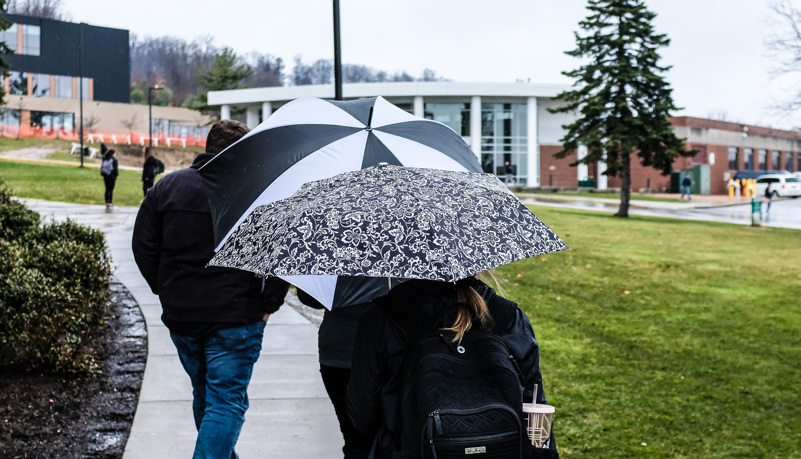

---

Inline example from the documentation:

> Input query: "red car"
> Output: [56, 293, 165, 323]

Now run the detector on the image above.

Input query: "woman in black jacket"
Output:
[100, 149, 119, 208]
[142, 146, 157, 197]
[346, 276, 558, 458]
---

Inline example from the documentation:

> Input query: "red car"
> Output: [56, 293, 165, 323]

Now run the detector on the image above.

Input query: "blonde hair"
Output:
[444, 277, 492, 343]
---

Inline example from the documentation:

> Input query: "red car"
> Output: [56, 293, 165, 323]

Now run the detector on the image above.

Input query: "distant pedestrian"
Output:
[100, 148, 118, 208]
[142, 147, 158, 197]
[680, 173, 692, 200]
[764, 182, 774, 213]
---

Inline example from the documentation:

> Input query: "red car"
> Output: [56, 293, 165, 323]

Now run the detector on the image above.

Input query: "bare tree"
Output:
[766, 0, 801, 113]
[83, 114, 100, 134]
[7, 0, 70, 20]
[120, 112, 138, 143]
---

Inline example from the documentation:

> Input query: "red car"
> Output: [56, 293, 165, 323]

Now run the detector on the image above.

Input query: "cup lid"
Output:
[522, 403, 555, 414]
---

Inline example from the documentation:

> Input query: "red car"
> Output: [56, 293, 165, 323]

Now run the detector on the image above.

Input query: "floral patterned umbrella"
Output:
[209, 165, 568, 308]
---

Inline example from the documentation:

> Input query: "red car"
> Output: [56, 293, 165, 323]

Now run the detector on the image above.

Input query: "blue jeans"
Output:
[681, 185, 691, 199]
[170, 321, 266, 459]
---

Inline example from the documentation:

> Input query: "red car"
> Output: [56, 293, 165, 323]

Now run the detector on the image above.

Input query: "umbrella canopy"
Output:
[209, 164, 569, 307]
[198, 96, 482, 249]
[198, 96, 483, 308]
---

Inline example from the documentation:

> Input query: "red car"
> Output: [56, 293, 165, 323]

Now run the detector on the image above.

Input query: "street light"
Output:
[148, 85, 164, 147]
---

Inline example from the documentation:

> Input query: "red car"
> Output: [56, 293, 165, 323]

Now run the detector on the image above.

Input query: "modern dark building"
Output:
[1, 13, 129, 103]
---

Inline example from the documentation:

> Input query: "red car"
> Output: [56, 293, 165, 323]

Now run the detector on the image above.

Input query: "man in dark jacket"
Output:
[132, 119, 289, 459]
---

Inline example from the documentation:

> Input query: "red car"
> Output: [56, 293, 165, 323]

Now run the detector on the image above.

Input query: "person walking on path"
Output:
[347, 276, 558, 458]
[132, 120, 289, 459]
[764, 182, 774, 214]
[680, 173, 692, 200]
[100, 148, 119, 208]
[296, 290, 374, 458]
[142, 147, 158, 197]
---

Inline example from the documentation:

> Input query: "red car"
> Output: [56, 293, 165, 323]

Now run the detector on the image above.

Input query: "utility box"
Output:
[680, 165, 711, 195]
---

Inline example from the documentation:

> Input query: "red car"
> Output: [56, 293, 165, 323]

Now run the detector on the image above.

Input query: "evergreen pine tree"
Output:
[550, 0, 695, 217]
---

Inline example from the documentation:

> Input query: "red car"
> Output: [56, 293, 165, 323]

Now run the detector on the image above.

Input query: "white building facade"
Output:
[208, 82, 584, 187]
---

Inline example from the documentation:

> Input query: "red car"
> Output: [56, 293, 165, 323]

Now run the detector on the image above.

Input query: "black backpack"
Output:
[385, 304, 526, 459]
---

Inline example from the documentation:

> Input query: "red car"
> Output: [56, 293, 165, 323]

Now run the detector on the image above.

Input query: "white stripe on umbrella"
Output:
[242, 97, 365, 141]
[369, 96, 420, 128]
[214, 130, 370, 251]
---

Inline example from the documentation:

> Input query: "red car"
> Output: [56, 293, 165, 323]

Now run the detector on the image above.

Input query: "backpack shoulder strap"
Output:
[376, 294, 434, 341]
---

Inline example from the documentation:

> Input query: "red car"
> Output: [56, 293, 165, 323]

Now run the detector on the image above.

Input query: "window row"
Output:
[0, 109, 75, 131]
[727, 147, 800, 172]
[4, 72, 92, 100]
[0, 23, 41, 56]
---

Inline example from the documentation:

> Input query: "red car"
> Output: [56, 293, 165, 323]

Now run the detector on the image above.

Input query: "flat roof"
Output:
[208, 81, 570, 106]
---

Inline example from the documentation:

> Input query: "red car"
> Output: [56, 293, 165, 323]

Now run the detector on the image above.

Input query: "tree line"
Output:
[130, 34, 444, 109]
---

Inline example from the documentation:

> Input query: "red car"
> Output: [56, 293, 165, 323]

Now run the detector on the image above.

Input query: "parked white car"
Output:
[755, 174, 801, 198]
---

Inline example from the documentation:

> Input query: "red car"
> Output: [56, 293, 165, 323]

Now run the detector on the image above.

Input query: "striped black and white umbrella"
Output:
[208, 165, 569, 309]
[198, 96, 482, 308]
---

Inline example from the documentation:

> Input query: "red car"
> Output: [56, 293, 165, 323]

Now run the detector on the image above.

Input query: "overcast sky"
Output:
[60, 0, 795, 129]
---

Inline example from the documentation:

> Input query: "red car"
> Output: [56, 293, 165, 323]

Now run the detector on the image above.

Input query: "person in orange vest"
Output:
[741, 178, 748, 197]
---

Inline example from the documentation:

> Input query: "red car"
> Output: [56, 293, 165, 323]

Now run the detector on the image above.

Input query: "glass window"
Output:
[30, 111, 74, 131]
[55, 75, 72, 99]
[758, 149, 767, 170]
[798, 155, 801, 172]
[787, 177, 799, 183]
[744, 148, 754, 170]
[771, 150, 780, 170]
[480, 103, 528, 185]
[8, 71, 28, 95]
[151, 118, 170, 137]
[79, 77, 89, 100]
[424, 103, 470, 136]
[33, 73, 50, 97]
[1, 24, 18, 52]
[0, 108, 20, 126]
[21, 25, 40, 56]
[727, 147, 738, 170]
[787, 153, 794, 172]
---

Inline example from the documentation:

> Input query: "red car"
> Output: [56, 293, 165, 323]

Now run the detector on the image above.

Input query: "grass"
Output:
[0, 160, 145, 207]
[0, 136, 74, 152]
[496, 207, 801, 457]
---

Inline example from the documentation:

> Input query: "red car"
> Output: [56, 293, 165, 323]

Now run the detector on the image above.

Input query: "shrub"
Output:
[0, 182, 40, 241]
[0, 181, 111, 373]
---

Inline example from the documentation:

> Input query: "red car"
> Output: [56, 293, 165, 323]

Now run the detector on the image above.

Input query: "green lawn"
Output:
[498, 207, 801, 457]
[0, 160, 145, 207]
[0, 137, 74, 153]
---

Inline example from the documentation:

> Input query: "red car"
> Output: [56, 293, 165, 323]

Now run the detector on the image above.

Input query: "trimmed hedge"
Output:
[0, 181, 111, 373]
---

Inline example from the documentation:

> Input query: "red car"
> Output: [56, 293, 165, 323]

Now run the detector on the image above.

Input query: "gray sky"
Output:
[61, 0, 793, 129]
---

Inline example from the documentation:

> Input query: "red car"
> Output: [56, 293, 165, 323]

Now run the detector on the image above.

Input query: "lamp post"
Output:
[148, 85, 163, 147]
[333, 0, 342, 100]
[79, 22, 85, 168]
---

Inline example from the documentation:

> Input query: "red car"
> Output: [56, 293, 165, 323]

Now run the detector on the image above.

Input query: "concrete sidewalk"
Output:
[23, 200, 342, 458]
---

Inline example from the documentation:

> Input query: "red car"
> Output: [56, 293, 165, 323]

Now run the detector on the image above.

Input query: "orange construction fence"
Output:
[0, 124, 207, 148]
